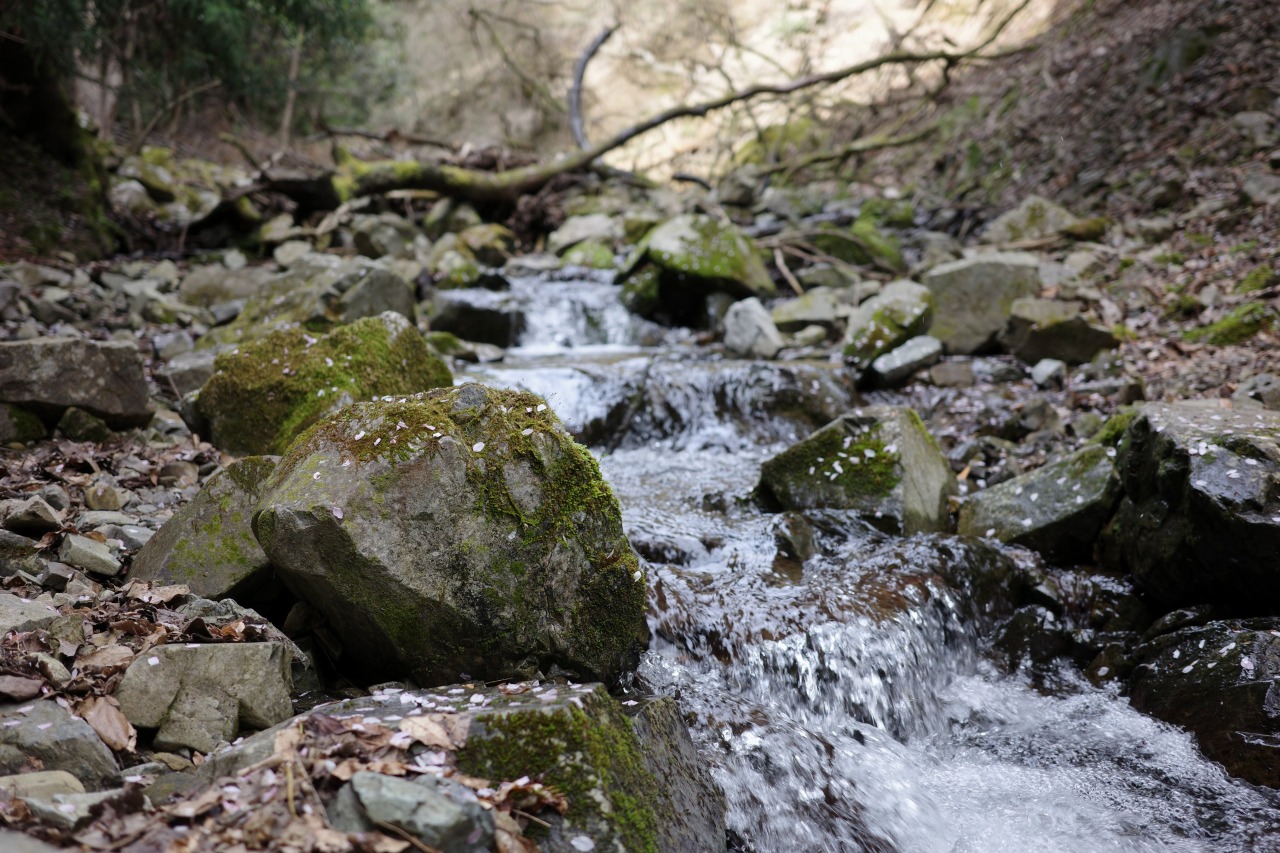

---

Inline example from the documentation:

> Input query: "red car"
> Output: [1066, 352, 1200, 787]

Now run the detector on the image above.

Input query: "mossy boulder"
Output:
[562, 240, 616, 269]
[1102, 402, 1280, 611]
[841, 280, 933, 368]
[252, 383, 649, 686]
[203, 256, 417, 348]
[0, 404, 45, 444]
[1129, 619, 1280, 787]
[616, 214, 776, 326]
[131, 456, 278, 600]
[757, 405, 957, 534]
[981, 195, 1080, 244]
[808, 218, 906, 274]
[922, 252, 1042, 354]
[958, 445, 1120, 563]
[196, 312, 451, 456]
[1185, 302, 1275, 346]
[456, 223, 517, 266]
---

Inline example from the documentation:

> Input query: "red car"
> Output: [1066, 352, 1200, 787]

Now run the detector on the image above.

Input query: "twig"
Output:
[774, 248, 804, 295]
[570, 25, 617, 149]
[372, 817, 441, 852]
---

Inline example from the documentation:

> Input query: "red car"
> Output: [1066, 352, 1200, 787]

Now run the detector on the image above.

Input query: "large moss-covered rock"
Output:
[1102, 402, 1280, 611]
[1129, 619, 1280, 787]
[202, 256, 416, 348]
[0, 338, 154, 428]
[252, 384, 648, 685]
[617, 214, 776, 326]
[196, 312, 450, 456]
[923, 252, 1042, 354]
[958, 445, 1120, 562]
[841, 280, 933, 369]
[981, 195, 1080, 244]
[757, 405, 957, 534]
[130, 457, 278, 599]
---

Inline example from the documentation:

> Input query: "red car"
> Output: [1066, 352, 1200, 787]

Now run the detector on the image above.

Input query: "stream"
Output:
[460, 272, 1280, 852]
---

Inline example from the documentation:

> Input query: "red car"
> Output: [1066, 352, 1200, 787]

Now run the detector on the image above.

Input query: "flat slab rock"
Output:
[0, 338, 154, 428]
[0, 700, 119, 791]
[1103, 402, 1280, 610]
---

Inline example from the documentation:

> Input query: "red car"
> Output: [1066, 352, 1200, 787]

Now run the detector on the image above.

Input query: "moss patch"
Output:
[759, 418, 902, 510]
[1185, 302, 1274, 346]
[1237, 265, 1276, 294]
[1090, 406, 1139, 447]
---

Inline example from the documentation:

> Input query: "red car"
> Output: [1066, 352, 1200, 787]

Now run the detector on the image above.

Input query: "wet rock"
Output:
[1103, 402, 1280, 611]
[0, 404, 45, 444]
[330, 772, 494, 852]
[841, 280, 933, 368]
[928, 359, 975, 388]
[922, 252, 1041, 354]
[1129, 619, 1280, 787]
[429, 289, 527, 348]
[617, 214, 776, 326]
[981, 195, 1080, 244]
[548, 214, 622, 255]
[723, 297, 784, 359]
[868, 335, 943, 387]
[2, 497, 61, 536]
[757, 404, 957, 535]
[958, 445, 1121, 563]
[114, 642, 293, 754]
[58, 534, 122, 577]
[0, 338, 154, 428]
[998, 298, 1118, 364]
[0, 700, 119, 790]
[197, 312, 450, 456]
[253, 384, 648, 685]
[131, 457, 278, 600]
[994, 605, 1072, 670]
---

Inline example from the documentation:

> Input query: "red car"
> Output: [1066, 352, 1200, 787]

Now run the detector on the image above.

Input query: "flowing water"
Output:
[462, 273, 1280, 852]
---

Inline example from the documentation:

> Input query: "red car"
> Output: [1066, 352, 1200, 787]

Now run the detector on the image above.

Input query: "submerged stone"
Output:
[253, 384, 648, 685]
[757, 405, 957, 534]
[196, 312, 451, 456]
[958, 444, 1121, 563]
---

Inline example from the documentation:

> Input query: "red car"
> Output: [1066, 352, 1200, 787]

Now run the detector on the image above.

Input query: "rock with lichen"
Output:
[757, 404, 957, 535]
[252, 383, 649, 686]
[616, 213, 776, 326]
[841, 280, 933, 368]
[196, 312, 450, 456]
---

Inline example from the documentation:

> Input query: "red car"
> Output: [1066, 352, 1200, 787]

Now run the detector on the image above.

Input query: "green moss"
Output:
[619, 265, 662, 317]
[759, 419, 902, 509]
[859, 198, 916, 229]
[1153, 252, 1186, 265]
[424, 330, 465, 356]
[1061, 217, 1108, 241]
[563, 240, 616, 269]
[1237, 265, 1276, 294]
[198, 315, 451, 455]
[842, 301, 930, 366]
[457, 686, 661, 853]
[1185, 302, 1274, 346]
[1, 404, 46, 443]
[810, 220, 905, 274]
[1090, 406, 1138, 447]
[1231, 240, 1260, 254]
[1117, 258, 1136, 271]
[1163, 294, 1201, 319]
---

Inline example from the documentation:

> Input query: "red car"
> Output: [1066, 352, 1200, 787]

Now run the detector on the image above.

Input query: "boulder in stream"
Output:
[1102, 402, 1280, 611]
[253, 383, 648, 685]
[757, 404, 957, 534]
[196, 312, 451, 455]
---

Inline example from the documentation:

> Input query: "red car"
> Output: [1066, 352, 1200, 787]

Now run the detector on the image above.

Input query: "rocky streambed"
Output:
[1, 177, 1280, 851]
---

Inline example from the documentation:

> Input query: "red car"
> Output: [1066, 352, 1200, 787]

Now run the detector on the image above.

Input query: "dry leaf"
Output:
[76, 644, 135, 671]
[399, 713, 470, 750]
[329, 757, 364, 782]
[78, 696, 137, 752]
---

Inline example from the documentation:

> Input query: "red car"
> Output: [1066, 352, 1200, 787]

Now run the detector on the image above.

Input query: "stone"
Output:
[617, 214, 776, 326]
[157, 461, 199, 487]
[457, 224, 518, 267]
[253, 384, 648, 686]
[56, 407, 112, 442]
[1234, 373, 1280, 410]
[981, 195, 1080, 244]
[197, 312, 450, 456]
[0, 770, 84, 799]
[114, 642, 293, 754]
[0, 339, 154, 428]
[928, 360, 975, 388]
[1242, 168, 1280, 207]
[352, 213, 421, 259]
[1031, 358, 1068, 388]
[2, 497, 61, 535]
[0, 593, 59, 634]
[1102, 403, 1280, 611]
[757, 404, 957, 535]
[23, 788, 135, 831]
[923, 253, 1042, 354]
[131, 457, 278, 600]
[57, 535, 122, 577]
[841, 280, 933, 368]
[0, 404, 45, 444]
[0, 829, 62, 853]
[0, 700, 118, 790]
[958, 445, 1121, 562]
[770, 287, 853, 332]
[429, 290, 527, 348]
[723, 297, 784, 359]
[869, 335, 943, 387]
[76, 511, 138, 529]
[154, 348, 219, 398]
[333, 772, 494, 852]
[84, 478, 127, 511]
[1129, 619, 1280, 787]
[178, 265, 272, 308]
[548, 214, 623, 255]
[790, 324, 828, 347]
[806, 219, 905, 273]
[998, 298, 1117, 364]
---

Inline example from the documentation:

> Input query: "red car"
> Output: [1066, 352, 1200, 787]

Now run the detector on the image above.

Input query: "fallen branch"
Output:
[767, 127, 938, 182]
[570, 25, 616, 149]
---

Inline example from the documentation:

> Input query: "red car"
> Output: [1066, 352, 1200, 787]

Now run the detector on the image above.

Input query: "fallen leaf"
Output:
[399, 713, 470, 750]
[78, 696, 137, 751]
[76, 645, 135, 672]
[0, 675, 43, 701]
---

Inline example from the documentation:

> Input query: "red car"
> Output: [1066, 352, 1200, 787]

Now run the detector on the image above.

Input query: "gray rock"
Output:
[23, 788, 135, 831]
[958, 445, 1120, 562]
[1233, 373, 1280, 410]
[131, 457, 277, 600]
[178, 265, 272, 308]
[1103, 402, 1280, 611]
[0, 593, 59, 634]
[97, 524, 153, 550]
[75, 511, 138, 529]
[352, 213, 422, 260]
[37, 486, 70, 512]
[770, 287, 853, 332]
[1130, 619, 1280, 787]
[0, 769, 84, 799]
[84, 478, 127, 511]
[757, 404, 958, 535]
[1031, 358, 1068, 388]
[0, 828, 63, 852]
[429, 290, 527, 348]
[923, 253, 1042, 354]
[841, 280, 933, 368]
[152, 330, 194, 361]
[57, 406, 112, 443]
[3, 497, 61, 535]
[253, 384, 648, 685]
[1242, 168, 1280, 207]
[723, 297, 784, 359]
[0, 339, 154, 428]
[869, 335, 943, 387]
[114, 642, 293, 754]
[1233, 111, 1277, 150]
[928, 360, 975, 388]
[0, 701, 118, 790]
[57, 535, 121, 577]
[333, 772, 494, 852]
[548, 214, 623, 255]
[154, 349, 219, 398]
[998, 298, 1117, 364]
[981, 195, 1080, 244]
